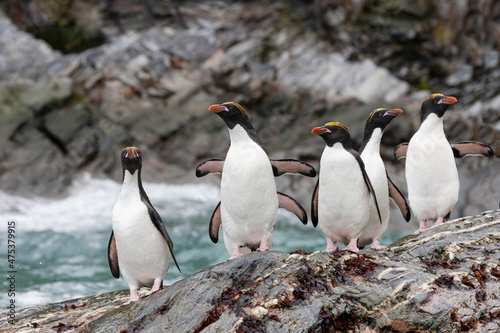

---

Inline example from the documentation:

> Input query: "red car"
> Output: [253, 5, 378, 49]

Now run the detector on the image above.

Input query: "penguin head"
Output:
[359, 108, 403, 153]
[420, 93, 457, 122]
[312, 122, 352, 148]
[209, 102, 260, 144]
[209, 102, 251, 130]
[365, 108, 403, 132]
[121, 146, 142, 175]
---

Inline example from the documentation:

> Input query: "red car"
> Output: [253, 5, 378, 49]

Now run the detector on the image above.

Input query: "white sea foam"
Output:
[0, 173, 220, 233]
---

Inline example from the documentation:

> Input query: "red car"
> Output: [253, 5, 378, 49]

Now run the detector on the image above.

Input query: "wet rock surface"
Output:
[2, 210, 499, 332]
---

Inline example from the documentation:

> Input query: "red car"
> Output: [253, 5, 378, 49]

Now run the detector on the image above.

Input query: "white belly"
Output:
[406, 126, 459, 221]
[318, 144, 370, 244]
[112, 193, 171, 289]
[220, 139, 278, 254]
[358, 151, 390, 247]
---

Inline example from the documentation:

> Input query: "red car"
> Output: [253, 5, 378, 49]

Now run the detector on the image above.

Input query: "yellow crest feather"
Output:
[324, 122, 349, 132]
[368, 108, 386, 121]
[122, 146, 139, 152]
[424, 93, 444, 102]
[223, 102, 246, 115]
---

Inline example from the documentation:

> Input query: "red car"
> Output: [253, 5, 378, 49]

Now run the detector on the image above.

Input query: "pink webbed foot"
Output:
[229, 247, 243, 259]
[128, 288, 139, 303]
[323, 238, 338, 252]
[432, 216, 444, 227]
[369, 239, 387, 250]
[413, 220, 428, 235]
[257, 240, 269, 252]
[344, 238, 360, 253]
[146, 279, 162, 296]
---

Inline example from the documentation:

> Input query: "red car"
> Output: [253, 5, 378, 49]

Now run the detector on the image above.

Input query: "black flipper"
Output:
[209, 202, 222, 243]
[394, 143, 408, 160]
[195, 159, 225, 177]
[311, 179, 319, 227]
[108, 231, 120, 279]
[387, 174, 411, 222]
[355, 154, 382, 224]
[143, 198, 181, 273]
[277, 192, 308, 225]
[451, 141, 494, 158]
[270, 159, 316, 177]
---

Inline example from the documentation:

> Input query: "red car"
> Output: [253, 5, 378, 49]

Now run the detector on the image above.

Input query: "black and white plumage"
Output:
[108, 147, 180, 302]
[357, 108, 410, 250]
[394, 94, 494, 235]
[198, 102, 313, 259]
[403, 94, 459, 234]
[311, 122, 382, 253]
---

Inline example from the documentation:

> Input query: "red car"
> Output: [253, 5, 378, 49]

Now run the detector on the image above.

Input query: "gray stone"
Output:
[446, 65, 474, 86]
[1, 210, 499, 332]
[0, 1, 498, 231]
[0, 14, 61, 81]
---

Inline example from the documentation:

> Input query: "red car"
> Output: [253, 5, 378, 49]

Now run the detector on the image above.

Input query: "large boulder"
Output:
[2, 210, 499, 332]
[0, 2, 498, 219]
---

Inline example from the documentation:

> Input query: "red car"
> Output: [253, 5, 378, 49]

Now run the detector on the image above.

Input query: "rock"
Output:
[446, 65, 474, 86]
[0, 2, 412, 196]
[484, 51, 499, 69]
[275, 47, 410, 104]
[2, 210, 499, 332]
[0, 1, 498, 225]
[0, 13, 61, 80]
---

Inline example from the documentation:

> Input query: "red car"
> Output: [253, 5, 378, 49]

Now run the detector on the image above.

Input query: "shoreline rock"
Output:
[0, 2, 499, 218]
[2, 210, 499, 332]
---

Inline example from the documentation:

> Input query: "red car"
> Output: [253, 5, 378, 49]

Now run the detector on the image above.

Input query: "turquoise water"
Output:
[1, 175, 405, 309]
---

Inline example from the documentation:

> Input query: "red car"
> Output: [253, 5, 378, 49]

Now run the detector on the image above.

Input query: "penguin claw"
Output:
[412, 220, 429, 235]
[344, 239, 360, 253]
[343, 246, 359, 253]
[412, 227, 427, 235]
[146, 280, 162, 296]
[369, 241, 387, 250]
[128, 289, 139, 302]
[257, 242, 269, 252]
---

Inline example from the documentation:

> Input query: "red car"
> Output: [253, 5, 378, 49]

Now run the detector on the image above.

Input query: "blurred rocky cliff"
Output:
[0, 0, 499, 220]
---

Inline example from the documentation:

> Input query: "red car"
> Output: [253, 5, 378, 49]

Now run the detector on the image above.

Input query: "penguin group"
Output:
[108, 94, 495, 301]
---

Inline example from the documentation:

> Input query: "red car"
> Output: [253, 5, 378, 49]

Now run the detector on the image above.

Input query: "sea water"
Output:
[0, 174, 404, 309]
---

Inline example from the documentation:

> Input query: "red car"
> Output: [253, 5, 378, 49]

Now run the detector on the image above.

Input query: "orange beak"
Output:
[384, 108, 403, 117]
[439, 96, 457, 105]
[125, 148, 139, 158]
[312, 127, 329, 135]
[209, 104, 228, 112]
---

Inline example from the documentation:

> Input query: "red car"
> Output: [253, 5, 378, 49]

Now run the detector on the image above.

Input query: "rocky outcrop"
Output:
[2, 210, 499, 332]
[0, 1, 498, 216]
